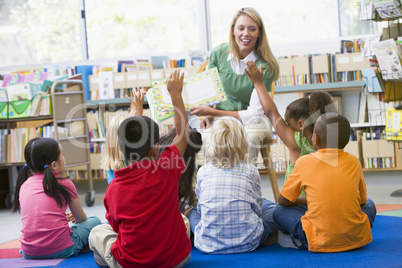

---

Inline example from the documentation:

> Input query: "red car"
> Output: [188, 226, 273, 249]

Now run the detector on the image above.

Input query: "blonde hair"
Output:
[206, 117, 249, 168]
[100, 114, 128, 171]
[229, 7, 279, 81]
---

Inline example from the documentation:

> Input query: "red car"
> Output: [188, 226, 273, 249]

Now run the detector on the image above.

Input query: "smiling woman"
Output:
[189, 7, 279, 164]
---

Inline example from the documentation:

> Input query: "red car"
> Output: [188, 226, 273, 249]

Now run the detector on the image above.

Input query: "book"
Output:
[373, 39, 402, 80]
[361, 68, 384, 93]
[373, 0, 402, 19]
[147, 67, 226, 122]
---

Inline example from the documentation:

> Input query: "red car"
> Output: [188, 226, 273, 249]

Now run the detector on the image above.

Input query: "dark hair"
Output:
[314, 113, 351, 149]
[118, 116, 160, 161]
[286, 91, 336, 132]
[12, 137, 73, 212]
[159, 127, 202, 212]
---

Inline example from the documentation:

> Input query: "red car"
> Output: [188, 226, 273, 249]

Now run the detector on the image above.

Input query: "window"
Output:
[0, 0, 81, 67]
[208, 0, 340, 48]
[85, 0, 200, 60]
[339, 0, 380, 36]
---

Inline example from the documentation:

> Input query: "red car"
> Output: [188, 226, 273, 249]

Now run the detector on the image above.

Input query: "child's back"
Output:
[20, 172, 79, 256]
[90, 70, 192, 267]
[274, 113, 375, 252]
[189, 117, 277, 254]
[105, 143, 190, 266]
[281, 148, 372, 252]
[194, 162, 264, 253]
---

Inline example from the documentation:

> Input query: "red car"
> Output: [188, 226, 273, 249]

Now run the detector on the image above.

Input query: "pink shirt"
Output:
[19, 173, 78, 256]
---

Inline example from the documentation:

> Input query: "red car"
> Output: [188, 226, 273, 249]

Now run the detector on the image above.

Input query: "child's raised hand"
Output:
[127, 88, 146, 116]
[166, 70, 184, 98]
[66, 212, 76, 223]
[245, 60, 264, 86]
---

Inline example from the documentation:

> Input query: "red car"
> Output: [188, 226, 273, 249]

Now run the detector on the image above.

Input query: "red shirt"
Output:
[105, 145, 191, 267]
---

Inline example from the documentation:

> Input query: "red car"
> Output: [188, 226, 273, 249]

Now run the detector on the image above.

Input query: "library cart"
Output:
[51, 80, 95, 206]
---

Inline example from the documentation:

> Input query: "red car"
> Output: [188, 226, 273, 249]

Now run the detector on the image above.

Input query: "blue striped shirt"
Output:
[194, 162, 264, 254]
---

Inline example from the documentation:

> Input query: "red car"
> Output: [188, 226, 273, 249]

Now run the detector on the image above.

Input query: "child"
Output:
[245, 60, 337, 200]
[273, 113, 376, 252]
[101, 88, 146, 184]
[188, 116, 277, 254]
[12, 137, 101, 259]
[88, 70, 191, 268]
[159, 127, 203, 216]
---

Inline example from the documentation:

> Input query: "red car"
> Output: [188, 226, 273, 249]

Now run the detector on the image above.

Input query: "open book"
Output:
[147, 67, 226, 122]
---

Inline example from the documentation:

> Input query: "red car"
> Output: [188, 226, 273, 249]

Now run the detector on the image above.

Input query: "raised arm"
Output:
[126, 88, 146, 116]
[166, 70, 189, 156]
[245, 61, 301, 162]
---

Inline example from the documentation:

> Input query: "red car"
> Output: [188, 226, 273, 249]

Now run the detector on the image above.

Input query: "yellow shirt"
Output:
[281, 148, 372, 252]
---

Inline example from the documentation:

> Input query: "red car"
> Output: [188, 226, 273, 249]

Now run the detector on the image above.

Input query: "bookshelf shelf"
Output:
[275, 81, 365, 94]
[86, 97, 149, 109]
[350, 122, 385, 128]
[0, 115, 53, 123]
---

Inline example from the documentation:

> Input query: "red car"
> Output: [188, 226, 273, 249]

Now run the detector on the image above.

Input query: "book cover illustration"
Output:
[148, 67, 226, 122]
[373, 39, 402, 80]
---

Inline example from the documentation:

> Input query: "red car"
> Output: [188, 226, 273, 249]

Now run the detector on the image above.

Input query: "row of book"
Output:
[0, 126, 55, 163]
[276, 52, 371, 87]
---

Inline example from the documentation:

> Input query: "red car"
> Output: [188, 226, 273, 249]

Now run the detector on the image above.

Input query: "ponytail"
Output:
[42, 165, 72, 208]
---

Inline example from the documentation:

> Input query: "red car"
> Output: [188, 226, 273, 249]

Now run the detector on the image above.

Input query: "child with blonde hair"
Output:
[188, 116, 277, 254]
[101, 88, 145, 184]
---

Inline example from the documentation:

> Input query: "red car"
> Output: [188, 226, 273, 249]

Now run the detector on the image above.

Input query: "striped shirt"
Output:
[194, 162, 264, 254]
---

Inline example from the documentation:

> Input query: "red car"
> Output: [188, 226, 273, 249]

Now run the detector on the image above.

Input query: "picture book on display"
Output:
[147, 67, 226, 122]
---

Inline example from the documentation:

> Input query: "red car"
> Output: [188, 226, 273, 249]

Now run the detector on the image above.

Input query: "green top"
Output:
[284, 131, 315, 197]
[208, 43, 274, 111]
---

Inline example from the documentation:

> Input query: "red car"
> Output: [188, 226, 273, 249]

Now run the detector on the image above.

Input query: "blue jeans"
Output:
[273, 198, 377, 249]
[21, 216, 101, 259]
[188, 198, 277, 246]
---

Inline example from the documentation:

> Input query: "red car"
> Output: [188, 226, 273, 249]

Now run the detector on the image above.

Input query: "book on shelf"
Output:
[147, 67, 226, 122]
[118, 60, 134, 73]
[357, 92, 368, 123]
[361, 68, 384, 93]
[385, 107, 402, 140]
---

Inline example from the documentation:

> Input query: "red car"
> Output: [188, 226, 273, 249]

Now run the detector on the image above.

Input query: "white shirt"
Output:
[227, 51, 265, 125]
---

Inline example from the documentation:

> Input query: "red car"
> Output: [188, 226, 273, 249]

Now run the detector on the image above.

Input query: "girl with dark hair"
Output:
[245, 60, 337, 201]
[12, 137, 100, 259]
[159, 127, 203, 215]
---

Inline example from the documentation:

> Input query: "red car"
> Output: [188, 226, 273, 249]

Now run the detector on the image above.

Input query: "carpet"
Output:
[1, 215, 402, 268]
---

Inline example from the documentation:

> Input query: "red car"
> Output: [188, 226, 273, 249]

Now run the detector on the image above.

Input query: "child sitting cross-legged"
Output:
[88, 70, 192, 267]
[188, 116, 277, 254]
[273, 113, 377, 252]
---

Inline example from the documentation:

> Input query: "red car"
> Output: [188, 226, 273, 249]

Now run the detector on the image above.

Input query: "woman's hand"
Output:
[200, 115, 214, 129]
[127, 88, 146, 116]
[66, 212, 76, 223]
[189, 106, 215, 116]
[245, 60, 264, 86]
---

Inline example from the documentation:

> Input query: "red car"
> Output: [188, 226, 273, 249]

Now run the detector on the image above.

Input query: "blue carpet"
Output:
[58, 215, 402, 268]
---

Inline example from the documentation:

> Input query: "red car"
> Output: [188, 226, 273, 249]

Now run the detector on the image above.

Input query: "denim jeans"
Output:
[188, 198, 277, 245]
[21, 216, 101, 259]
[273, 198, 377, 249]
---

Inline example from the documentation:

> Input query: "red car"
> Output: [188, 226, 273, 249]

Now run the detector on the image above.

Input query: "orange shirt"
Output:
[281, 148, 372, 252]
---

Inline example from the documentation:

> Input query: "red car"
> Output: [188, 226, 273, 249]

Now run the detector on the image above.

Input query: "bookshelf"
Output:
[0, 79, 96, 208]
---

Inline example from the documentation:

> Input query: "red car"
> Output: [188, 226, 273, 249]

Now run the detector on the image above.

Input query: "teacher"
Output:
[190, 7, 279, 164]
